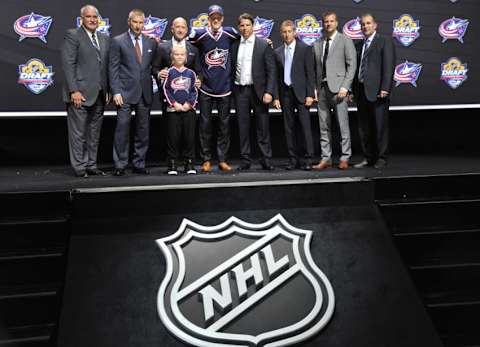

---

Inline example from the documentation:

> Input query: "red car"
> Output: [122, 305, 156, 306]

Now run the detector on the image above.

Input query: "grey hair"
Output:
[128, 9, 145, 20]
[80, 4, 99, 17]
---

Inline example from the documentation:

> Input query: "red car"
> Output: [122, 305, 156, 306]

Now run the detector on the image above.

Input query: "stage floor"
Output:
[1, 154, 479, 192]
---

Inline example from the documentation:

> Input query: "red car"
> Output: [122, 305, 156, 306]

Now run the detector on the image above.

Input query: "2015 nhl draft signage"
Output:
[156, 214, 335, 346]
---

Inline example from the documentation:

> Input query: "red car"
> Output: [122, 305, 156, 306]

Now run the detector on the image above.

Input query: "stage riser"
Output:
[376, 175, 480, 346]
[394, 231, 480, 267]
[56, 181, 441, 347]
[72, 181, 373, 220]
[0, 193, 70, 347]
[379, 201, 480, 233]
[375, 174, 480, 202]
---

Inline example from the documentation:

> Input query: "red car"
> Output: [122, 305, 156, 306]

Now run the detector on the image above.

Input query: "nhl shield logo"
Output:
[157, 214, 335, 346]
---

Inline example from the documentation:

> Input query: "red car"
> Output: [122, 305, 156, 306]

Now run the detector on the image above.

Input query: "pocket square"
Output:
[148, 49, 152, 53]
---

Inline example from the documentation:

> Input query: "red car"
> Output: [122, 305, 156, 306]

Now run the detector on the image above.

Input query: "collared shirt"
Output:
[83, 26, 99, 49]
[361, 31, 376, 59]
[322, 30, 337, 58]
[172, 37, 186, 48]
[129, 29, 143, 55]
[235, 33, 255, 86]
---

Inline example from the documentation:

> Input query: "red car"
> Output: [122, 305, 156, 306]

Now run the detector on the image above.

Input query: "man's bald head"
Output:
[171, 17, 188, 41]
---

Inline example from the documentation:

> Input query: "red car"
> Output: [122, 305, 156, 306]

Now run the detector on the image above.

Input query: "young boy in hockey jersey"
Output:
[189, 4, 239, 172]
[163, 45, 199, 175]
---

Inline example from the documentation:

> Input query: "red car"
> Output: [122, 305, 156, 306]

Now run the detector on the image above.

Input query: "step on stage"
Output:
[1, 154, 480, 347]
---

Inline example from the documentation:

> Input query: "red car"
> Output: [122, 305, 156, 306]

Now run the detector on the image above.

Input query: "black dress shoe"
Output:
[302, 159, 312, 171]
[113, 168, 126, 176]
[353, 159, 371, 169]
[262, 163, 275, 171]
[86, 168, 107, 176]
[285, 160, 299, 170]
[374, 159, 387, 169]
[237, 163, 251, 171]
[132, 167, 150, 175]
[75, 171, 88, 178]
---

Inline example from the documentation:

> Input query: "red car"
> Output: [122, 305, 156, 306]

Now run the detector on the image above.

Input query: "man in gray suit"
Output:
[109, 9, 157, 176]
[61, 4, 109, 178]
[312, 11, 356, 170]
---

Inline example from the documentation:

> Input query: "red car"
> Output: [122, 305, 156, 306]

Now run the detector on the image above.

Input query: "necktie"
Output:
[322, 38, 330, 78]
[284, 46, 292, 86]
[358, 39, 370, 83]
[91, 33, 100, 62]
[135, 36, 142, 64]
[91, 33, 99, 50]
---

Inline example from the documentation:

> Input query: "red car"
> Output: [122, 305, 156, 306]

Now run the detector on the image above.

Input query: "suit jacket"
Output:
[61, 27, 109, 106]
[109, 32, 157, 105]
[274, 39, 315, 104]
[151, 39, 201, 80]
[313, 32, 356, 93]
[354, 33, 396, 102]
[231, 36, 277, 100]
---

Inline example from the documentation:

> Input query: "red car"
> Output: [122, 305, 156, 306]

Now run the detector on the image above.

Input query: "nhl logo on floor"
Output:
[157, 214, 335, 346]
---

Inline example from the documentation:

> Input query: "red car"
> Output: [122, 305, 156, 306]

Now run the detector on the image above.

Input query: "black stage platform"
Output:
[1, 154, 479, 193]
[2, 154, 480, 347]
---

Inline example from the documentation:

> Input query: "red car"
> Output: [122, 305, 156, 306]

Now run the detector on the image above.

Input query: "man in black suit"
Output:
[61, 5, 109, 178]
[231, 13, 276, 171]
[353, 13, 396, 170]
[152, 17, 201, 89]
[109, 9, 157, 176]
[273, 20, 315, 170]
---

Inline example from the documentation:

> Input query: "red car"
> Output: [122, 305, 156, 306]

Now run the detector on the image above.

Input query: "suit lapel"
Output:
[363, 34, 378, 59]
[231, 40, 239, 66]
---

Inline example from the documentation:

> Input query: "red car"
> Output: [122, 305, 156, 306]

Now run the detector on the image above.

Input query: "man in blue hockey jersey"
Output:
[189, 4, 239, 172]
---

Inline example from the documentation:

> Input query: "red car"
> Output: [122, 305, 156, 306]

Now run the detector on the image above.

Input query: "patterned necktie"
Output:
[358, 39, 370, 83]
[135, 36, 142, 64]
[284, 46, 292, 86]
[91, 33, 100, 61]
[322, 38, 330, 78]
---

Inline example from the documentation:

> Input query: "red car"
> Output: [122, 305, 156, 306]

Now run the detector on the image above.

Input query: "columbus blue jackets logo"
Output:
[438, 17, 469, 43]
[392, 14, 421, 47]
[17, 58, 54, 94]
[142, 15, 168, 40]
[394, 61, 422, 87]
[205, 48, 229, 69]
[157, 214, 335, 347]
[343, 17, 364, 40]
[190, 13, 209, 35]
[76, 14, 110, 36]
[13, 12, 52, 43]
[253, 17, 274, 39]
[171, 76, 192, 93]
[295, 14, 323, 46]
[441, 57, 468, 89]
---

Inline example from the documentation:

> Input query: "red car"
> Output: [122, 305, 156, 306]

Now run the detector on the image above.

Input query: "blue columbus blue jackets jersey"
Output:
[189, 26, 239, 97]
[163, 67, 198, 110]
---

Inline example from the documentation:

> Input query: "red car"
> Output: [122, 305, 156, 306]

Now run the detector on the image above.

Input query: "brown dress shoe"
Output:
[313, 160, 332, 170]
[338, 160, 349, 170]
[202, 161, 212, 172]
[218, 161, 232, 172]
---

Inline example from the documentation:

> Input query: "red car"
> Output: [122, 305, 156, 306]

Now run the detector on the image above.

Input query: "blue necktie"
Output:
[284, 46, 292, 86]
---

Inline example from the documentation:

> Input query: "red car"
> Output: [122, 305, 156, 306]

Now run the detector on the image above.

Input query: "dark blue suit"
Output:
[109, 31, 157, 170]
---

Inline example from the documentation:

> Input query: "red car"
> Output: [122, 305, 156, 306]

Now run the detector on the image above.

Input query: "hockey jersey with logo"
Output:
[162, 67, 198, 110]
[189, 26, 239, 97]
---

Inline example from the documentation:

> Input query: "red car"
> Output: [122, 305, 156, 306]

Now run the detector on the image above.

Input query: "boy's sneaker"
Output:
[167, 160, 178, 175]
[185, 160, 197, 175]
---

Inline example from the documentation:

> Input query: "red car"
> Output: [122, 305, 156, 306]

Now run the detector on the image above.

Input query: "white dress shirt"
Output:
[235, 34, 255, 86]
[83, 26, 99, 49]
[129, 30, 143, 55]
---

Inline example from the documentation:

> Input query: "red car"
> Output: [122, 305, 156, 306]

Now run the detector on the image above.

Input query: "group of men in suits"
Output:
[62, 4, 396, 177]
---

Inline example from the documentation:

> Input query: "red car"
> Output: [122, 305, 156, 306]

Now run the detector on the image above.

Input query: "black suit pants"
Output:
[166, 110, 196, 162]
[234, 85, 272, 163]
[281, 86, 314, 161]
[356, 84, 390, 162]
